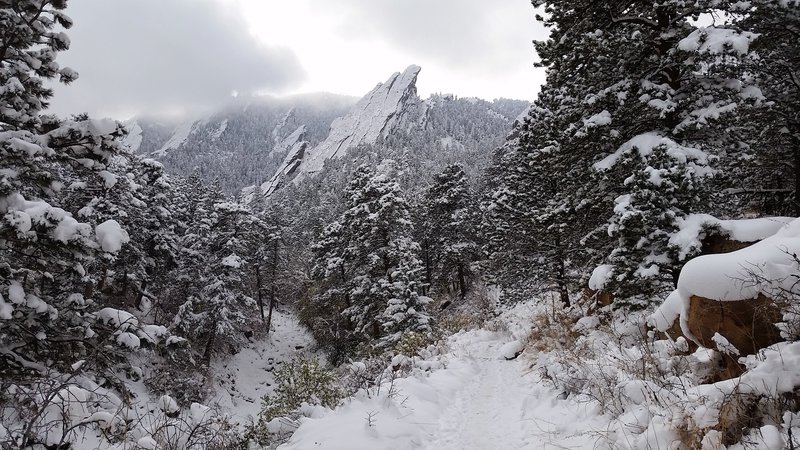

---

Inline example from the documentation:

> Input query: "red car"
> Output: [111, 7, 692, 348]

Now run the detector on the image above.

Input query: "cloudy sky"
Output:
[49, 0, 548, 119]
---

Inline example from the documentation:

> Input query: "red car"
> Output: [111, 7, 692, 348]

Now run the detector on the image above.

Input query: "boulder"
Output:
[701, 233, 754, 255]
[500, 340, 525, 360]
[582, 288, 614, 311]
[686, 294, 783, 380]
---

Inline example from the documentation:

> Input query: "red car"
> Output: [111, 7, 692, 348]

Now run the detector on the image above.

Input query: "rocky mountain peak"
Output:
[296, 65, 423, 178]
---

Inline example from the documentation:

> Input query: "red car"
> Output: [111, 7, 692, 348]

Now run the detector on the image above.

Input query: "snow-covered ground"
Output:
[279, 321, 609, 449]
[0, 309, 318, 449]
[421, 333, 606, 450]
[209, 309, 319, 422]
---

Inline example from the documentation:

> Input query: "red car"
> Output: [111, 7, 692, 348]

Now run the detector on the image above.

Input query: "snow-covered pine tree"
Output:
[597, 137, 713, 304]
[52, 132, 179, 311]
[241, 195, 290, 332]
[122, 158, 179, 309]
[0, 0, 76, 132]
[311, 164, 430, 355]
[0, 0, 150, 379]
[483, 85, 597, 305]
[308, 217, 356, 361]
[528, 0, 760, 304]
[424, 164, 480, 299]
[736, 0, 800, 214]
[173, 181, 257, 364]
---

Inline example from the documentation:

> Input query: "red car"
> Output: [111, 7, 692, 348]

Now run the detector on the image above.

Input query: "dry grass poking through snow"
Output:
[519, 295, 800, 449]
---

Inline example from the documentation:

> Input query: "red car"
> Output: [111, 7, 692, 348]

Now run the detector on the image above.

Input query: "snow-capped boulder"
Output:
[687, 294, 782, 380]
[651, 216, 800, 380]
[158, 394, 180, 416]
[670, 214, 793, 260]
[500, 340, 525, 360]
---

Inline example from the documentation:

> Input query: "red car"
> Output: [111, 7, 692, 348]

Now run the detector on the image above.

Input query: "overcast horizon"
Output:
[47, 0, 548, 120]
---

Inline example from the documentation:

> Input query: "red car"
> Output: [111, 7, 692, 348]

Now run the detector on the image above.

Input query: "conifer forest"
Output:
[1, 1, 800, 449]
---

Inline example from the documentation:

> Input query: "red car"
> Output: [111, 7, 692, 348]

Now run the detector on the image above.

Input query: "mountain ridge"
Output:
[126, 66, 529, 196]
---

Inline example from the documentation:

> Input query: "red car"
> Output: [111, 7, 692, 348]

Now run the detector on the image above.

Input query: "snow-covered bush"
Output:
[528, 286, 800, 449]
[260, 358, 343, 422]
[140, 401, 243, 450]
[244, 358, 343, 447]
[534, 314, 707, 447]
[435, 279, 496, 334]
[394, 331, 436, 357]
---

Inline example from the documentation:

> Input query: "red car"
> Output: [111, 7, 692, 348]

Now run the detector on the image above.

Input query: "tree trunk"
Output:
[121, 272, 129, 300]
[555, 235, 570, 307]
[266, 239, 279, 334]
[793, 135, 800, 216]
[423, 237, 432, 295]
[384, 256, 393, 283]
[255, 265, 265, 321]
[135, 279, 148, 309]
[266, 286, 277, 336]
[203, 319, 217, 366]
[457, 264, 467, 299]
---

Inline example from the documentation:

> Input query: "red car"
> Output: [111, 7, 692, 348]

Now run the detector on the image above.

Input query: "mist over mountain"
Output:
[128, 66, 528, 195]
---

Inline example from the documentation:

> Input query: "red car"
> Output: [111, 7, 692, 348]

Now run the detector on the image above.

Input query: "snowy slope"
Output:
[153, 119, 196, 157]
[122, 120, 143, 152]
[279, 325, 607, 449]
[24, 309, 319, 449]
[209, 309, 319, 423]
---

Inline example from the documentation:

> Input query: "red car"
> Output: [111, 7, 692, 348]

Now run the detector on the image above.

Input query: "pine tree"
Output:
[599, 138, 713, 304]
[242, 195, 289, 333]
[311, 164, 430, 355]
[483, 91, 594, 305]
[0, 0, 152, 378]
[424, 164, 479, 299]
[736, 1, 800, 214]
[173, 181, 256, 364]
[516, 0, 760, 304]
[0, 0, 77, 132]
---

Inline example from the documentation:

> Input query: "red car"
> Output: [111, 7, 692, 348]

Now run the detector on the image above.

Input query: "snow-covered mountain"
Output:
[125, 93, 357, 193]
[250, 65, 529, 199]
[128, 66, 528, 196]
[299, 65, 423, 178]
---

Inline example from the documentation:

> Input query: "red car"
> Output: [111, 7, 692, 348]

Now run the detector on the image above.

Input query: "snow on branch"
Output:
[678, 27, 759, 56]
[593, 132, 712, 172]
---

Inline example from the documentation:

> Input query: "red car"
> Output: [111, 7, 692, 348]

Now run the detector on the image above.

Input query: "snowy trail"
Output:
[280, 329, 609, 450]
[209, 309, 318, 422]
[421, 335, 603, 450]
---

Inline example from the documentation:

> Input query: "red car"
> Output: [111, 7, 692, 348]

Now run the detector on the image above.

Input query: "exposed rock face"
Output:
[700, 233, 755, 255]
[296, 65, 423, 179]
[687, 294, 782, 379]
[131, 65, 527, 200]
[127, 93, 356, 194]
[687, 294, 782, 355]
[259, 125, 309, 198]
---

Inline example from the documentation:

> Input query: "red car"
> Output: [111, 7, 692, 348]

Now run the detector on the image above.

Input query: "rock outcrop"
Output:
[258, 125, 309, 198]
[650, 217, 800, 381]
[296, 65, 423, 180]
[687, 294, 782, 379]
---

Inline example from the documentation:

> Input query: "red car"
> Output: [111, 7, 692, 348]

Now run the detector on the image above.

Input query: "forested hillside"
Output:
[129, 67, 527, 196]
[2, 1, 800, 449]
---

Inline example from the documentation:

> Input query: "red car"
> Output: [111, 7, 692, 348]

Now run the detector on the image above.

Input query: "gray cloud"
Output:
[309, 0, 545, 76]
[49, 0, 306, 118]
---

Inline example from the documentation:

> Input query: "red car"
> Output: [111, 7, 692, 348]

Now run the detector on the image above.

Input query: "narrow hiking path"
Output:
[280, 328, 609, 450]
[209, 309, 318, 421]
[421, 333, 604, 450]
